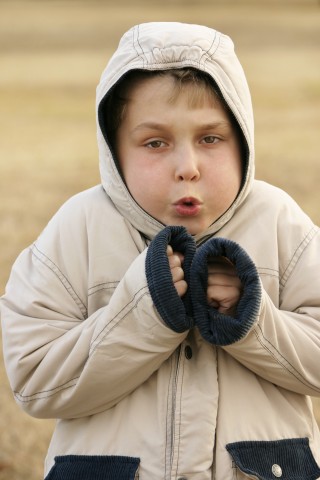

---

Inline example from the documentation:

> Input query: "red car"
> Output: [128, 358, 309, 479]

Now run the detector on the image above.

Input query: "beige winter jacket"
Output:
[1, 23, 320, 480]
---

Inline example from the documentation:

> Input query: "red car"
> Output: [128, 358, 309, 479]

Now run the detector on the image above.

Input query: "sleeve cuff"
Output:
[145, 226, 196, 333]
[190, 237, 262, 345]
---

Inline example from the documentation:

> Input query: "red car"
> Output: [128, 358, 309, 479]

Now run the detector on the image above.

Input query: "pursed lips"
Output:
[173, 197, 202, 216]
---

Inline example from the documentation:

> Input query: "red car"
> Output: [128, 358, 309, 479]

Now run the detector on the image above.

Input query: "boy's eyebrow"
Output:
[132, 120, 232, 133]
[132, 122, 166, 133]
[195, 121, 232, 131]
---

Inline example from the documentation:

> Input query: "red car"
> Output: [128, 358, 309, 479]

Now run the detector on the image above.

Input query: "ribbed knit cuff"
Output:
[45, 455, 140, 480]
[190, 237, 261, 346]
[146, 226, 196, 333]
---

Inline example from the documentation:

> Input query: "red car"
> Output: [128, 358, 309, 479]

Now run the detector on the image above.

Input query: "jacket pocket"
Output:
[44, 455, 140, 480]
[226, 438, 320, 480]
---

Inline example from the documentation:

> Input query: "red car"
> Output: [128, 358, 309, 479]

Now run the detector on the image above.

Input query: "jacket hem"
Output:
[45, 455, 140, 480]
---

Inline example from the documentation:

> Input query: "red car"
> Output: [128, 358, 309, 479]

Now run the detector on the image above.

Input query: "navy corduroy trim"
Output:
[226, 438, 320, 479]
[146, 226, 196, 332]
[190, 237, 261, 346]
[45, 455, 140, 480]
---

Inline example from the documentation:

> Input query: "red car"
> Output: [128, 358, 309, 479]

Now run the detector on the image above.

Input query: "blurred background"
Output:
[0, 0, 319, 478]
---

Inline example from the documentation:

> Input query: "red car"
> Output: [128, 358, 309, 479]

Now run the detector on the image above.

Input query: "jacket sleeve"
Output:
[191, 228, 320, 397]
[224, 228, 320, 397]
[1, 219, 191, 419]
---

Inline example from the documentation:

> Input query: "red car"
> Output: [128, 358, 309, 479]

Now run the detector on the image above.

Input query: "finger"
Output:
[171, 265, 184, 284]
[174, 279, 188, 297]
[208, 256, 237, 275]
[207, 283, 241, 303]
[167, 245, 173, 256]
[208, 255, 234, 265]
[207, 284, 241, 312]
[217, 304, 237, 316]
[207, 272, 242, 288]
[169, 251, 186, 269]
[207, 263, 238, 277]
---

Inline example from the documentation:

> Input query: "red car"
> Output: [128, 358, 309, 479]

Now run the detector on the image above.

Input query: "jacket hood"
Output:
[96, 22, 255, 241]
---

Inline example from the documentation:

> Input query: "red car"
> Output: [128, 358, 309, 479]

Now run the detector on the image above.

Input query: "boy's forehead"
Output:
[122, 77, 232, 131]
[126, 72, 221, 109]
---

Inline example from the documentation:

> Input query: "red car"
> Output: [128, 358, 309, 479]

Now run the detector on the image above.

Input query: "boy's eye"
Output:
[146, 140, 165, 149]
[201, 135, 219, 144]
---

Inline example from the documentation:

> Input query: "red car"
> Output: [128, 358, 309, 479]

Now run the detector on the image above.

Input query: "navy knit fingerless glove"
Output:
[190, 237, 261, 346]
[145, 226, 196, 333]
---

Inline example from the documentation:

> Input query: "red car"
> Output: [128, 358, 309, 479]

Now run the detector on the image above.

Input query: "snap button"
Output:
[184, 345, 192, 359]
[272, 464, 282, 477]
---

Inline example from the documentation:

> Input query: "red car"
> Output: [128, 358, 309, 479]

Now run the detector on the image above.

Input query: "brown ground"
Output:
[0, 1, 319, 478]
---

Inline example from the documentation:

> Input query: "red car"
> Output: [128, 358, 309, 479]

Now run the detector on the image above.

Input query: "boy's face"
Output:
[116, 75, 242, 235]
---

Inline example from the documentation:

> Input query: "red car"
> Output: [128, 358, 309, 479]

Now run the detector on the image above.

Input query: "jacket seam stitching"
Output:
[203, 31, 220, 66]
[254, 324, 320, 393]
[90, 286, 149, 353]
[31, 243, 87, 318]
[280, 225, 318, 287]
[131, 38, 226, 70]
[89, 281, 119, 289]
[146, 59, 202, 69]
[174, 353, 185, 478]
[133, 24, 145, 67]
[165, 355, 174, 479]
[149, 44, 220, 58]
[14, 377, 79, 402]
[257, 267, 279, 279]
[88, 281, 119, 295]
[13, 288, 150, 402]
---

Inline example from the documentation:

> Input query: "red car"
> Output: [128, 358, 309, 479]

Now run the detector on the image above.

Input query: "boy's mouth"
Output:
[173, 197, 202, 216]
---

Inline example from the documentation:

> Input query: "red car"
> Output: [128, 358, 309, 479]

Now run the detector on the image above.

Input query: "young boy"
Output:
[1, 22, 320, 480]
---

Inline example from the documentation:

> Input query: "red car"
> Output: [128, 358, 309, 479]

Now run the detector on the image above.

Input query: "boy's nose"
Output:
[174, 146, 200, 182]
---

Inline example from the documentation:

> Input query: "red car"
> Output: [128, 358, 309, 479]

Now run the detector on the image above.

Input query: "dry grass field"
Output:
[0, 0, 319, 478]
